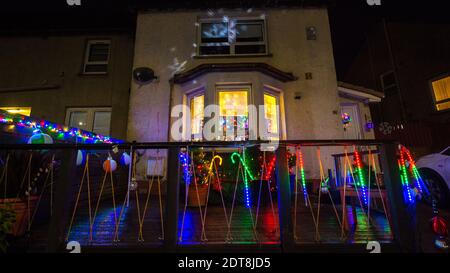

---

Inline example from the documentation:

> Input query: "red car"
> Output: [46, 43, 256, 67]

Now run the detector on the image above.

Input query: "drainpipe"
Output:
[382, 18, 407, 123]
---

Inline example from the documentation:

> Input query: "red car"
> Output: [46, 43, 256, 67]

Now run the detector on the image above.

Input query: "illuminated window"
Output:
[431, 76, 450, 111]
[190, 94, 204, 140]
[218, 89, 249, 141]
[264, 93, 279, 136]
[0, 107, 32, 116]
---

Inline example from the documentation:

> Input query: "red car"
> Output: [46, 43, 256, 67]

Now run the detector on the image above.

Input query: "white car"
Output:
[416, 147, 450, 207]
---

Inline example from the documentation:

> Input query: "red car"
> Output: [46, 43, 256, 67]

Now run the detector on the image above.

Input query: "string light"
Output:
[231, 152, 253, 208]
[297, 148, 308, 206]
[354, 148, 368, 205]
[0, 110, 121, 144]
[398, 150, 414, 203]
[179, 152, 191, 185]
[401, 146, 427, 195]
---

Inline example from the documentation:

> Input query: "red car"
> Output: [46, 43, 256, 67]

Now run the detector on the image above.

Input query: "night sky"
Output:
[1, 0, 450, 79]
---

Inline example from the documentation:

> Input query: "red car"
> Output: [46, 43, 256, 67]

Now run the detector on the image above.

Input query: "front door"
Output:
[340, 103, 363, 140]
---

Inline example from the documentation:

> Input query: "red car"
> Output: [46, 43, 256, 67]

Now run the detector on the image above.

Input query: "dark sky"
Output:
[1, 0, 450, 79]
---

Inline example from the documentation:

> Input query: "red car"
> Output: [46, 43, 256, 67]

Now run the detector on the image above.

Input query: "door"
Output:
[340, 103, 363, 140]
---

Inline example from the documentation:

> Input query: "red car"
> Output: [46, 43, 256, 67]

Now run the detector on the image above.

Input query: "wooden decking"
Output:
[19, 191, 392, 251]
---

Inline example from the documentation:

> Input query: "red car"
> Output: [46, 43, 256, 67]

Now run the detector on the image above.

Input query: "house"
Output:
[127, 7, 382, 180]
[0, 29, 134, 140]
[342, 19, 450, 155]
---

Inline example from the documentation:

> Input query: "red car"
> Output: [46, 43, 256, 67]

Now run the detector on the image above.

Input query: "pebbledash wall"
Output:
[0, 33, 134, 140]
[127, 8, 348, 179]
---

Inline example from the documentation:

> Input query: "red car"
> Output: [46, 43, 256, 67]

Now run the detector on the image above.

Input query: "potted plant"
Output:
[0, 151, 54, 237]
[0, 204, 16, 252]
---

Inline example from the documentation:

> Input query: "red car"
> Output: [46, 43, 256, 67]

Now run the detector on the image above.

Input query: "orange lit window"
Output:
[218, 89, 249, 141]
[190, 94, 204, 140]
[264, 93, 279, 135]
[431, 76, 450, 111]
[0, 107, 32, 116]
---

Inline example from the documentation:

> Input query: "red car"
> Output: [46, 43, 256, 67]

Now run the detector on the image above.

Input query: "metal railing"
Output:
[0, 139, 417, 252]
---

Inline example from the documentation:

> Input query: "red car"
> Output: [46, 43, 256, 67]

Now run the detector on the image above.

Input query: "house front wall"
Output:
[128, 8, 344, 179]
[0, 33, 134, 140]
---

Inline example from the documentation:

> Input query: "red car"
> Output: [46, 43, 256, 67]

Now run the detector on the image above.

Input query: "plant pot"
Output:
[187, 184, 208, 207]
[0, 196, 39, 237]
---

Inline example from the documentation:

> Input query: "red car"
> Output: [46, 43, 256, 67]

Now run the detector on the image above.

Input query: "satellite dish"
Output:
[133, 67, 158, 85]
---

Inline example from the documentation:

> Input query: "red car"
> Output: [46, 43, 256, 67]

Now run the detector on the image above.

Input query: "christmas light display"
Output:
[264, 156, 276, 181]
[400, 146, 426, 195]
[231, 152, 254, 208]
[0, 110, 121, 144]
[297, 148, 308, 205]
[398, 152, 414, 203]
[353, 149, 368, 205]
[180, 152, 191, 185]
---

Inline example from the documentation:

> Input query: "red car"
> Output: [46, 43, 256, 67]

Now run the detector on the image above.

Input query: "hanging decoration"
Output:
[0, 109, 121, 144]
[341, 113, 352, 130]
[27, 129, 54, 144]
[103, 156, 117, 173]
[120, 152, 131, 166]
[231, 152, 254, 208]
[76, 150, 86, 166]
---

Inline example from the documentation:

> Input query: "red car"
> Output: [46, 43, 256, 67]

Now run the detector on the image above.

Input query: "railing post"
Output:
[164, 146, 180, 252]
[380, 143, 418, 252]
[47, 149, 77, 252]
[276, 145, 294, 251]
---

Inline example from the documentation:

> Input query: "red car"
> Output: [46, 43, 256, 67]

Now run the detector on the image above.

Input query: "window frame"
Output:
[196, 17, 268, 57]
[263, 91, 281, 140]
[429, 73, 450, 112]
[215, 84, 253, 141]
[65, 107, 112, 135]
[82, 39, 111, 75]
[187, 90, 205, 141]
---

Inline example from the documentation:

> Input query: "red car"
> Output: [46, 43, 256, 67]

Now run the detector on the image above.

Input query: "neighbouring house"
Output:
[343, 19, 450, 156]
[0, 30, 134, 140]
[127, 7, 382, 180]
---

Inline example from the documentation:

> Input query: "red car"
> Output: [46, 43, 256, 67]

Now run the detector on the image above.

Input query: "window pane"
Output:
[190, 95, 204, 138]
[93, 111, 111, 136]
[88, 43, 110, 62]
[199, 45, 230, 55]
[84, 64, 108, 73]
[69, 111, 89, 131]
[436, 101, 450, 111]
[201, 23, 228, 43]
[219, 90, 248, 141]
[236, 21, 264, 42]
[235, 44, 266, 54]
[432, 76, 450, 102]
[264, 94, 279, 134]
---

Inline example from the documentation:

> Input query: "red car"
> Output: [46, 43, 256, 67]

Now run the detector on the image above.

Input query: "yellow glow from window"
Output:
[432, 76, 450, 111]
[0, 107, 32, 116]
[264, 93, 278, 134]
[218, 91, 248, 116]
[190, 95, 204, 135]
[436, 101, 450, 111]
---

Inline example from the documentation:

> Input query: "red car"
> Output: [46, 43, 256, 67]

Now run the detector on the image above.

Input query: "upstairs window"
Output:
[83, 40, 110, 74]
[430, 75, 450, 111]
[380, 71, 398, 97]
[198, 18, 267, 56]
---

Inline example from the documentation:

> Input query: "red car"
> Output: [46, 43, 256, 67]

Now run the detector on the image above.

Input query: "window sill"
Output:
[78, 72, 109, 77]
[193, 53, 273, 59]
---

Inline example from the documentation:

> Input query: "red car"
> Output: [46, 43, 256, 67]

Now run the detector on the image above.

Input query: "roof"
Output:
[171, 63, 298, 84]
[337, 81, 384, 103]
